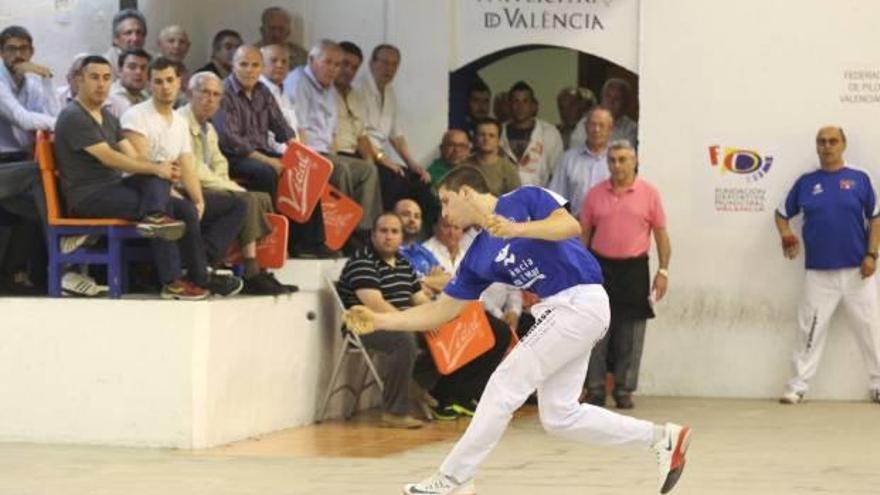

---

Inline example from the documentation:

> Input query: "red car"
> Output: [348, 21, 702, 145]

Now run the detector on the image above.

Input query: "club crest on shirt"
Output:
[839, 179, 855, 190]
[811, 183, 823, 195]
[495, 244, 516, 266]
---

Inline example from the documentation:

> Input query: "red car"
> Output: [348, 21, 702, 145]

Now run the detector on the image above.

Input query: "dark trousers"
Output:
[429, 311, 512, 405]
[72, 176, 208, 286]
[228, 155, 326, 250]
[0, 160, 49, 287]
[199, 190, 247, 264]
[585, 317, 647, 397]
[377, 166, 434, 213]
[359, 330, 418, 415]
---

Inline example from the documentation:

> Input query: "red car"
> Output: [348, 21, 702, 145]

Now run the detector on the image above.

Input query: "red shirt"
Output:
[580, 178, 666, 259]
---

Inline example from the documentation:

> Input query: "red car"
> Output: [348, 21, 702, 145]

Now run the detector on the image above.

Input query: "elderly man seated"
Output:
[180, 71, 295, 296]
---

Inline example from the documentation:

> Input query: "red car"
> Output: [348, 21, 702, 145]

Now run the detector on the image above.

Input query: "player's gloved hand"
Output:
[343, 305, 376, 335]
[486, 214, 524, 238]
[781, 234, 799, 259]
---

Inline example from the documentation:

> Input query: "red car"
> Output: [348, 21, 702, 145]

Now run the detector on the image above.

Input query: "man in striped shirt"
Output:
[337, 212, 431, 428]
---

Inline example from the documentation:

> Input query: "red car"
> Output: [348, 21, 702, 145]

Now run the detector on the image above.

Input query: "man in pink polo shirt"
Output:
[579, 139, 671, 409]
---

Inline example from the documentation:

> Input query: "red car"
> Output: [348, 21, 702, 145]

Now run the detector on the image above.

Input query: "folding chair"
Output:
[316, 275, 384, 422]
[35, 131, 148, 298]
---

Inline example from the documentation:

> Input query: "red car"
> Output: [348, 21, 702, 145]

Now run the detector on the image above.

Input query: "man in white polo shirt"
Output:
[121, 56, 245, 297]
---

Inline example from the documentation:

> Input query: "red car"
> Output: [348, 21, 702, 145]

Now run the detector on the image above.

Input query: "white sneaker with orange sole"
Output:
[652, 422, 692, 494]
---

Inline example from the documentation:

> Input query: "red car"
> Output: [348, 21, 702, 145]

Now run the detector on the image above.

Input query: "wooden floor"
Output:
[2, 398, 879, 495]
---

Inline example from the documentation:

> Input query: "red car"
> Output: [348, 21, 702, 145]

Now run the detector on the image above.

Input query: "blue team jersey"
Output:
[778, 165, 879, 270]
[444, 186, 603, 300]
[399, 242, 440, 277]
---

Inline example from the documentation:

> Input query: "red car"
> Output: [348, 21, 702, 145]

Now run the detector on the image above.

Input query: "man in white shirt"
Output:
[549, 106, 613, 217]
[285, 40, 381, 236]
[570, 78, 638, 151]
[500, 80, 563, 187]
[354, 44, 432, 211]
[121, 57, 245, 296]
[259, 43, 299, 156]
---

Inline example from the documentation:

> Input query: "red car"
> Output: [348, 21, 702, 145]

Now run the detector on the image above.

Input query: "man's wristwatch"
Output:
[374, 151, 385, 162]
[657, 268, 669, 277]
[866, 251, 878, 260]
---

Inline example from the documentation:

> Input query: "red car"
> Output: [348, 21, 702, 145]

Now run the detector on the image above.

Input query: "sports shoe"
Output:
[136, 214, 185, 241]
[652, 422, 692, 494]
[60, 234, 98, 254]
[402, 472, 475, 495]
[380, 413, 424, 429]
[429, 404, 458, 421]
[450, 400, 475, 417]
[206, 273, 244, 297]
[779, 390, 804, 404]
[265, 272, 298, 293]
[614, 393, 635, 409]
[243, 273, 287, 296]
[62, 271, 108, 297]
[161, 279, 209, 301]
[871, 389, 880, 404]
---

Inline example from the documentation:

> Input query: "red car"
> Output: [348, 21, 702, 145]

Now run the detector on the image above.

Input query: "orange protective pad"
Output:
[321, 185, 363, 251]
[276, 142, 332, 223]
[425, 301, 496, 375]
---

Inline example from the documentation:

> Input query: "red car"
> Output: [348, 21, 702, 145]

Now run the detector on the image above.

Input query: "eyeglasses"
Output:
[816, 138, 841, 146]
[442, 142, 469, 149]
[2, 44, 32, 55]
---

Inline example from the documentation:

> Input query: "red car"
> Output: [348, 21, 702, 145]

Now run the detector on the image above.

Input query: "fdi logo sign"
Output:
[708, 145, 773, 183]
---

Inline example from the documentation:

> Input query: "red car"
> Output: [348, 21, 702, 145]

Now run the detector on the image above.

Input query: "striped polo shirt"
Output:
[338, 245, 421, 309]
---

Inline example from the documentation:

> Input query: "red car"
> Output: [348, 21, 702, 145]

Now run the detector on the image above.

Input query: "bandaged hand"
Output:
[343, 305, 376, 335]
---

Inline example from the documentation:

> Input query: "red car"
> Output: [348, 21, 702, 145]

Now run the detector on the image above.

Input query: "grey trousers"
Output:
[326, 153, 381, 230]
[229, 190, 273, 246]
[586, 317, 647, 396]
[359, 330, 418, 415]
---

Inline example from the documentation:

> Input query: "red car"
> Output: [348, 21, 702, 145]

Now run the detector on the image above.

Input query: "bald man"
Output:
[211, 46, 334, 258]
[255, 6, 308, 69]
[776, 126, 880, 405]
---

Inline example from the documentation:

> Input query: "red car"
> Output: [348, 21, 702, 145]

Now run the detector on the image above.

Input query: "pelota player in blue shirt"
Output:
[344, 166, 692, 495]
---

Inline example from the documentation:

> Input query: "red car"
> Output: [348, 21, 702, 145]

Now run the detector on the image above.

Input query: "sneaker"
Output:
[242, 273, 287, 296]
[380, 413, 424, 429]
[450, 400, 475, 417]
[779, 390, 804, 404]
[136, 214, 185, 241]
[403, 472, 475, 495]
[161, 279, 209, 301]
[60, 234, 98, 254]
[61, 271, 108, 297]
[265, 272, 298, 293]
[429, 404, 458, 421]
[652, 423, 692, 494]
[206, 273, 244, 297]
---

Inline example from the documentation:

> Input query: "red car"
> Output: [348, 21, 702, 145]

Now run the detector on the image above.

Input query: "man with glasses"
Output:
[424, 129, 471, 235]
[775, 126, 880, 405]
[0, 26, 59, 293]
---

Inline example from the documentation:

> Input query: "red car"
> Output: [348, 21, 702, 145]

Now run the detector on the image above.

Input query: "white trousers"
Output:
[440, 284, 655, 482]
[786, 268, 880, 394]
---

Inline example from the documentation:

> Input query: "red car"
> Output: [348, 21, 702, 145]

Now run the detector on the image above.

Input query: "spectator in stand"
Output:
[156, 26, 191, 106]
[285, 39, 381, 238]
[107, 48, 151, 118]
[55, 53, 89, 106]
[462, 118, 521, 197]
[355, 44, 432, 211]
[332, 41, 373, 165]
[213, 45, 332, 258]
[120, 57, 246, 293]
[337, 212, 428, 429]
[198, 29, 242, 80]
[549, 106, 614, 218]
[255, 6, 308, 69]
[181, 71, 293, 296]
[463, 78, 491, 141]
[571, 78, 638, 151]
[259, 43, 299, 156]
[493, 90, 510, 123]
[423, 129, 471, 235]
[104, 9, 148, 75]
[556, 86, 596, 150]
[54, 55, 242, 300]
[501, 81, 563, 187]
